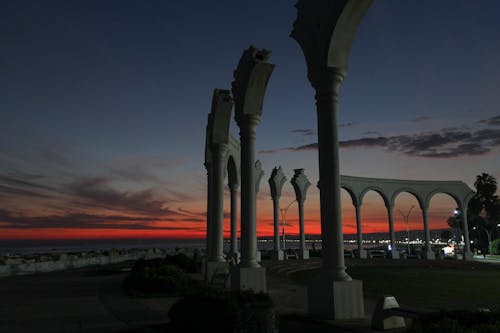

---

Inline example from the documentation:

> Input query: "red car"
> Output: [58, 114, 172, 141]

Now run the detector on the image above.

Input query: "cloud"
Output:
[478, 115, 500, 126]
[339, 122, 355, 128]
[67, 177, 177, 217]
[260, 127, 500, 158]
[0, 209, 195, 230]
[290, 129, 315, 136]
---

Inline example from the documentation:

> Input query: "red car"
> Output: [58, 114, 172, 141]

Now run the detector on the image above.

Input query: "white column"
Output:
[298, 199, 309, 260]
[205, 165, 213, 260]
[211, 146, 227, 263]
[387, 203, 399, 259]
[229, 183, 239, 258]
[355, 205, 367, 259]
[461, 207, 473, 260]
[272, 198, 280, 252]
[239, 116, 260, 268]
[421, 206, 435, 260]
[314, 69, 350, 279]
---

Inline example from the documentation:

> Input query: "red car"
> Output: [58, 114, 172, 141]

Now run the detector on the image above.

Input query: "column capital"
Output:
[232, 46, 274, 124]
[269, 166, 287, 200]
[291, 168, 311, 202]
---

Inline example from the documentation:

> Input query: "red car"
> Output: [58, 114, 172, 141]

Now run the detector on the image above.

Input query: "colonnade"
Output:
[204, 47, 274, 293]
[341, 175, 475, 260]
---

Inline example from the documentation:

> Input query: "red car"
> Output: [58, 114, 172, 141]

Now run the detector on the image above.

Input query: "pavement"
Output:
[0, 258, 390, 333]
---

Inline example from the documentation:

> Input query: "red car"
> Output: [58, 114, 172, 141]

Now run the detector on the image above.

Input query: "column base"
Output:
[390, 249, 400, 259]
[256, 251, 262, 263]
[463, 251, 474, 261]
[424, 251, 435, 260]
[299, 249, 310, 260]
[231, 266, 267, 293]
[308, 272, 364, 320]
[357, 249, 368, 259]
[271, 250, 284, 261]
[205, 260, 228, 283]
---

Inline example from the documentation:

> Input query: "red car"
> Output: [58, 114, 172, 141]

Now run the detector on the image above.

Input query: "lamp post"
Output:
[280, 200, 296, 251]
[398, 205, 414, 255]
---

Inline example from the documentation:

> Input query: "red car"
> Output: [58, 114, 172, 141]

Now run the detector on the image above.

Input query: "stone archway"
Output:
[204, 89, 241, 281]
[341, 175, 475, 260]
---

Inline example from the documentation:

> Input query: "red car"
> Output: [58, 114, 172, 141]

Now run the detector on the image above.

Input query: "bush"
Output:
[168, 289, 277, 333]
[164, 253, 198, 273]
[489, 239, 500, 255]
[123, 258, 198, 296]
[409, 310, 500, 333]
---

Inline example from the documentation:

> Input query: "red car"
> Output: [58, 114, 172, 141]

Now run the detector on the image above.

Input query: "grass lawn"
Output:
[289, 258, 500, 311]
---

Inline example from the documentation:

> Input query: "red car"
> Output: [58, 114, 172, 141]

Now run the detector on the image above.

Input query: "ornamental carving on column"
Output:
[232, 46, 275, 124]
[291, 169, 311, 202]
[269, 166, 287, 200]
[291, 0, 373, 85]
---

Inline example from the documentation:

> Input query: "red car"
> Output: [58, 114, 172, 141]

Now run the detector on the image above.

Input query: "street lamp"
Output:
[280, 200, 296, 251]
[398, 205, 414, 255]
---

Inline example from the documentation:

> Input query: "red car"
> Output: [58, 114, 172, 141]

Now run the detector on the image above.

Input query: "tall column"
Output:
[291, 0, 372, 319]
[461, 206, 473, 261]
[238, 117, 259, 268]
[317, 69, 350, 277]
[387, 203, 400, 259]
[211, 146, 227, 263]
[231, 46, 274, 293]
[229, 182, 239, 261]
[291, 168, 311, 260]
[355, 204, 367, 259]
[269, 166, 287, 261]
[205, 164, 213, 261]
[204, 89, 234, 282]
[421, 205, 435, 260]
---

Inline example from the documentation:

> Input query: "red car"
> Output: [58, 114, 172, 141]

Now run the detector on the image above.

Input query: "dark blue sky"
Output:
[1, 1, 500, 238]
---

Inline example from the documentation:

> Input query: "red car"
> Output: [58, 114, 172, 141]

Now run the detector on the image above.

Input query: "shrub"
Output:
[164, 253, 198, 273]
[123, 259, 197, 296]
[168, 289, 277, 333]
[409, 310, 500, 333]
[489, 238, 500, 255]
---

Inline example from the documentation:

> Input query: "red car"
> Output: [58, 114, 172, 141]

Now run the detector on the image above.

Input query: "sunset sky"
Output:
[1, 1, 500, 241]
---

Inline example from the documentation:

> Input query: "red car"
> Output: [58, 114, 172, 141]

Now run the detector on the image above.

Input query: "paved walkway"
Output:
[0, 259, 387, 333]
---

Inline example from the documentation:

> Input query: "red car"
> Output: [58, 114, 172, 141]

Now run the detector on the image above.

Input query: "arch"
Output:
[392, 188, 424, 211]
[341, 185, 359, 207]
[359, 186, 390, 209]
[226, 154, 239, 188]
[426, 189, 462, 211]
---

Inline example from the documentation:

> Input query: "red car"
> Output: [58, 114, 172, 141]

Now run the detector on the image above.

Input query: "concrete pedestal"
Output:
[205, 260, 229, 283]
[231, 266, 267, 293]
[358, 249, 368, 259]
[424, 251, 436, 260]
[272, 250, 284, 261]
[256, 251, 262, 263]
[299, 250, 309, 260]
[390, 249, 400, 259]
[463, 251, 474, 261]
[308, 275, 364, 320]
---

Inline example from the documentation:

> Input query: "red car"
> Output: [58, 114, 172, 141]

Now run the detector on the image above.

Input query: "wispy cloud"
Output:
[0, 209, 195, 230]
[260, 125, 500, 158]
[290, 129, 315, 136]
[67, 177, 177, 217]
[478, 114, 500, 126]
